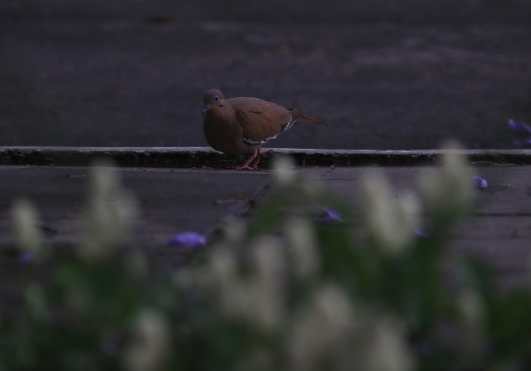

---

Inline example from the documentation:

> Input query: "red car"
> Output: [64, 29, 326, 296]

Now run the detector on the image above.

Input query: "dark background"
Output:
[1, 0, 530, 149]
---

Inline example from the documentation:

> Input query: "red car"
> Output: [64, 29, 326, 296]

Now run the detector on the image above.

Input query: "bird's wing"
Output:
[229, 97, 293, 145]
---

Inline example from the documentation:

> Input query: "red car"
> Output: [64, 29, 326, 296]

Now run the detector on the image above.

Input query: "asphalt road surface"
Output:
[1, 11, 531, 149]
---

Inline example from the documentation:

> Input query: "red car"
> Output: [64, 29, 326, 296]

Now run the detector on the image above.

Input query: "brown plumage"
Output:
[202, 88, 320, 170]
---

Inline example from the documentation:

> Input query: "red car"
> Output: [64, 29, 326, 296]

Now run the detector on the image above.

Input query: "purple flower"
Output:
[167, 232, 207, 249]
[317, 208, 344, 224]
[507, 118, 531, 135]
[101, 338, 119, 355]
[19, 251, 33, 264]
[473, 176, 488, 190]
[508, 119, 531, 147]
[415, 228, 429, 239]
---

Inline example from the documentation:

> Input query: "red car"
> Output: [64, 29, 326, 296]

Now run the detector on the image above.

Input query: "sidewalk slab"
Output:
[0, 166, 270, 246]
[1, 165, 530, 287]
[310, 166, 531, 287]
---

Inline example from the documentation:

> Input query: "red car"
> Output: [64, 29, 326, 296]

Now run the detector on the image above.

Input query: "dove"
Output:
[202, 88, 320, 170]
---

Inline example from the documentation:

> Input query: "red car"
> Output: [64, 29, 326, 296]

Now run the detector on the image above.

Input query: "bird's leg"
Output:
[250, 148, 263, 168]
[236, 148, 259, 170]
[259, 148, 272, 159]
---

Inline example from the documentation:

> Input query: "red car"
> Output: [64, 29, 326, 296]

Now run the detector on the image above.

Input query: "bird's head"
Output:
[202, 88, 225, 116]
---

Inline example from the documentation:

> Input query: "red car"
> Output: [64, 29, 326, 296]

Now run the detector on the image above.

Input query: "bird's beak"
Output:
[201, 105, 209, 116]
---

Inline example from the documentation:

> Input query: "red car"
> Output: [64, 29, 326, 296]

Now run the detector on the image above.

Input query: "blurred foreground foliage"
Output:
[2, 145, 531, 371]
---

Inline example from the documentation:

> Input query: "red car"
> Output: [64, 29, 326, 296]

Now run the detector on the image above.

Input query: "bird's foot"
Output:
[235, 164, 258, 171]
[234, 148, 261, 171]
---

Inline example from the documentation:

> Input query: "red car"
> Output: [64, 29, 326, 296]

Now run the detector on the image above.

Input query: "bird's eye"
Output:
[214, 96, 219, 101]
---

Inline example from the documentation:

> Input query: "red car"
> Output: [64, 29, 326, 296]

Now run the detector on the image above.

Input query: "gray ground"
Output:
[1, 165, 529, 287]
[1, 2, 531, 149]
[0, 166, 269, 246]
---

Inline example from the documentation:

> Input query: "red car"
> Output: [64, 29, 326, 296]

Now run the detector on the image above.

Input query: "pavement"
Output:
[1, 164, 530, 288]
[1, 17, 531, 149]
[0, 166, 270, 246]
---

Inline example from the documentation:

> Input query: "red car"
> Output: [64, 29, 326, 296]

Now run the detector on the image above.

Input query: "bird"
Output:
[202, 88, 320, 170]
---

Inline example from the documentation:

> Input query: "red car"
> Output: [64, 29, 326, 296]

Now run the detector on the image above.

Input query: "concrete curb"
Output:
[1, 146, 531, 167]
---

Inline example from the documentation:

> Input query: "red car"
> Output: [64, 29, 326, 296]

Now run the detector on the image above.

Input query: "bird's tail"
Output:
[290, 107, 323, 124]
